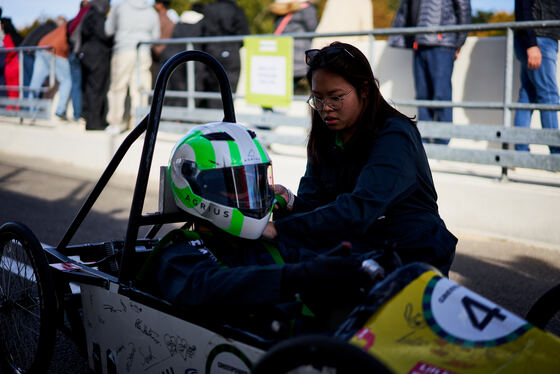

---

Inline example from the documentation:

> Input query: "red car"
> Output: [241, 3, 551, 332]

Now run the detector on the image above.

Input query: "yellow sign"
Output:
[350, 271, 560, 373]
[244, 36, 293, 108]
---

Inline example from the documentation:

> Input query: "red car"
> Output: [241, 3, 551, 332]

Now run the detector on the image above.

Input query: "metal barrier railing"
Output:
[0, 45, 56, 120]
[138, 21, 560, 108]
[135, 21, 560, 178]
[19, 21, 557, 177]
[138, 20, 558, 177]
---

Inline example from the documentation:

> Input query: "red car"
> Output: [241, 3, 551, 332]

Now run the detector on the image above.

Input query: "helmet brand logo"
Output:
[201, 202, 230, 218]
[245, 149, 260, 163]
[183, 192, 200, 207]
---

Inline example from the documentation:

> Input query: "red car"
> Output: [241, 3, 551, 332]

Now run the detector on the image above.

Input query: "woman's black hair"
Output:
[305, 42, 415, 165]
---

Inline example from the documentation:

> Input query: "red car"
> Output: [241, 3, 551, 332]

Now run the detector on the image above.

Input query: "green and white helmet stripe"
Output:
[169, 122, 273, 239]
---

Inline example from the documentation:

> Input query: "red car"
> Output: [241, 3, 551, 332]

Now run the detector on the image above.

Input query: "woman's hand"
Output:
[262, 222, 278, 239]
[274, 184, 294, 212]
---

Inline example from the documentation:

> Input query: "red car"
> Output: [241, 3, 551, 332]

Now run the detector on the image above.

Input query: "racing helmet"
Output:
[169, 122, 274, 239]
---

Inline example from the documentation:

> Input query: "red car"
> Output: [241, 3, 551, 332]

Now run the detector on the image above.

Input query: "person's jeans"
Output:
[0, 54, 6, 97]
[23, 53, 35, 87]
[28, 51, 72, 117]
[513, 37, 560, 154]
[68, 52, 82, 120]
[413, 46, 455, 145]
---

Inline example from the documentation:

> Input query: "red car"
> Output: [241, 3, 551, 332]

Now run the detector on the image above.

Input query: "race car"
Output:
[1, 50, 559, 374]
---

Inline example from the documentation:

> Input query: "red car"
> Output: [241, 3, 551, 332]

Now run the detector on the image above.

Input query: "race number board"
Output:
[423, 276, 531, 347]
[350, 270, 560, 374]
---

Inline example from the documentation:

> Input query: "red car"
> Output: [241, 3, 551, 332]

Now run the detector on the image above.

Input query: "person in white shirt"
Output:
[104, 0, 160, 133]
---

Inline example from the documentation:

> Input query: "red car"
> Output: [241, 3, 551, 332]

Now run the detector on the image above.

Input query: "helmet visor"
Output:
[183, 162, 274, 219]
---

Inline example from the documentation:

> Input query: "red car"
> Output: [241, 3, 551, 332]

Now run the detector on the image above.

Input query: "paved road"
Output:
[1, 152, 559, 373]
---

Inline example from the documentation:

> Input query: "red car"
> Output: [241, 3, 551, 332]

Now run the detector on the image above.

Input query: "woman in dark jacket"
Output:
[198, 0, 249, 108]
[264, 42, 458, 275]
[270, 0, 317, 85]
[80, 0, 112, 130]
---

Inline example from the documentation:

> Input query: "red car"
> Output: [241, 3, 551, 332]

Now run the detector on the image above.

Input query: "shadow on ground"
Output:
[451, 242, 560, 336]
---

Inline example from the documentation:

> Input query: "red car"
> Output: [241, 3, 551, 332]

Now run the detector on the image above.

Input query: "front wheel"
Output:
[0, 222, 57, 373]
[252, 335, 392, 374]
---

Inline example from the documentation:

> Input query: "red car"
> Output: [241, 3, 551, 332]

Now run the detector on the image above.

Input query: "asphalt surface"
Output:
[1, 152, 559, 373]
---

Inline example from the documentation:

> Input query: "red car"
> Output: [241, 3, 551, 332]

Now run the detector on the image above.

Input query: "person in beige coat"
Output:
[104, 0, 160, 133]
[311, 0, 373, 49]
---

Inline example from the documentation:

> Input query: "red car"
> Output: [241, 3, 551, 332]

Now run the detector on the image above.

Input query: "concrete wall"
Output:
[366, 37, 560, 128]
[374, 36, 517, 126]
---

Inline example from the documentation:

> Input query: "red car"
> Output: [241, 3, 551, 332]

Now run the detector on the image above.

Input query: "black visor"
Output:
[182, 162, 274, 219]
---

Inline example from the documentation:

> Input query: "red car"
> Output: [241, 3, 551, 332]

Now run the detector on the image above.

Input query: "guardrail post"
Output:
[18, 50, 23, 104]
[136, 47, 141, 112]
[187, 42, 195, 110]
[368, 33, 375, 71]
[501, 27, 514, 180]
[49, 52, 55, 88]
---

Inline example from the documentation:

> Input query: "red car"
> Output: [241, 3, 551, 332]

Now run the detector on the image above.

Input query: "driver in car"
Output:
[137, 122, 374, 338]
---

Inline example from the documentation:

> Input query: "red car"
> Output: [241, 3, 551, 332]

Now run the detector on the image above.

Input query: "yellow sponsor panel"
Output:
[350, 271, 560, 374]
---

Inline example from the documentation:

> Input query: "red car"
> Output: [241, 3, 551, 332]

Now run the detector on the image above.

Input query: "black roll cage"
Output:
[51, 50, 236, 285]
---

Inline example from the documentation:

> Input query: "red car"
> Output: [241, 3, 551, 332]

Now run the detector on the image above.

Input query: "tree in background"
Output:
[371, 0, 399, 39]
[471, 11, 514, 37]
[19, 20, 43, 39]
[17, 0, 513, 39]
[169, 0, 375, 35]
[170, 0, 278, 34]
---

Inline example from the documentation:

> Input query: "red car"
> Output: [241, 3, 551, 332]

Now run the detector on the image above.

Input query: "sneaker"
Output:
[55, 113, 68, 121]
[70, 117, 86, 130]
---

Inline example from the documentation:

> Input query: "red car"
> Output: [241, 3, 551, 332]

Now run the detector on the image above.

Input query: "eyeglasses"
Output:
[307, 89, 354, 112]
[305, 46, 355, 65]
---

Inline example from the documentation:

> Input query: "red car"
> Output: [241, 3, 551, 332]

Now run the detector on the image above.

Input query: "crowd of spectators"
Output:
[0, 0, 271, 132]
[3, 0, 556, 149]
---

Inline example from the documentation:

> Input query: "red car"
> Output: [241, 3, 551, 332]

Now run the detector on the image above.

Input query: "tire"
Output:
[252, 335, 393, 374]
[0, 222, 57, 373]
[526, 283, 560, 336]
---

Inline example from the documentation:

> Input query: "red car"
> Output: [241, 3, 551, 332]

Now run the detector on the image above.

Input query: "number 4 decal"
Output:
[461, 296, 506, 331]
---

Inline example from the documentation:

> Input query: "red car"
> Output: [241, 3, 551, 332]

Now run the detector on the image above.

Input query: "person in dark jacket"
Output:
[513, 0, 560, 154]
[151, 0, 175, 85]
[80, 0, 112, 130]
[67, 0, 91, 122]
[259, 0, 317, 115]
[388, 0, 471, 145]
[139, 122, 372, 336]
[159, 4, 205, 107]
[270, 0, 317, 88]
[264, 42, 458, 276]
[198, 0, 249, 108]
